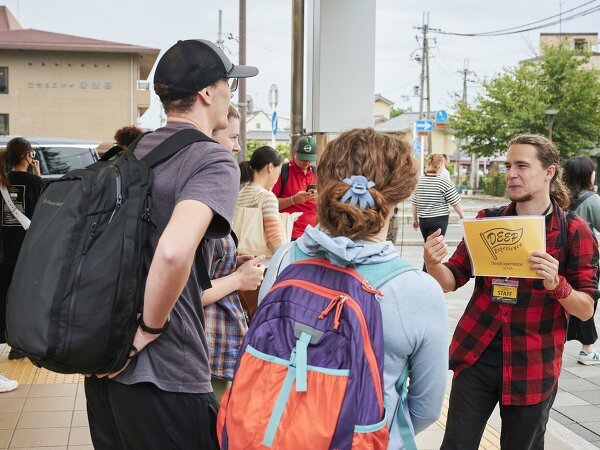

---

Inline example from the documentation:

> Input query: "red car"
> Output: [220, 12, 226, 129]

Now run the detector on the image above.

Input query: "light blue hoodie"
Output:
[258, 226, 449, 449]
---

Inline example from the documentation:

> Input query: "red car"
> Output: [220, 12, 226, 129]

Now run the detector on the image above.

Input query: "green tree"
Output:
[245, 140, 290, 162]
[390, 106, 406, 118]
[450, 45, 600, 158]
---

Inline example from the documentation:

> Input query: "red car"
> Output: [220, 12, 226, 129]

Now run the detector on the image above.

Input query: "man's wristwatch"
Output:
[139, 316, 170, 334]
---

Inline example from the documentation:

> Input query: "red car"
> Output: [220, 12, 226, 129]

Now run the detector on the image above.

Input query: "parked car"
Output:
[0, 136, 100, 183]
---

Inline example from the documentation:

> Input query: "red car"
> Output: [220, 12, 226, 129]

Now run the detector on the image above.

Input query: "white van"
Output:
[0, 136, 100, 183]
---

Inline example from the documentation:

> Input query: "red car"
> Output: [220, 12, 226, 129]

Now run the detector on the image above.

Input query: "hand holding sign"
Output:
[528, 251, 560, 290]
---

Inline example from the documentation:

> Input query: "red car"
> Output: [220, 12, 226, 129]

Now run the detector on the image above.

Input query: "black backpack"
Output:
[6, 129, 212, 374]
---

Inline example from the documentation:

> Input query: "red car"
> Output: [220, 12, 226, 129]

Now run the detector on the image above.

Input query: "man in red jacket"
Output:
[274, 136, 318, 240]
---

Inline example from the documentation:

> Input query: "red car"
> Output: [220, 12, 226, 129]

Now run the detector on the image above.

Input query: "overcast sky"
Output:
[5, 0, 600, 129]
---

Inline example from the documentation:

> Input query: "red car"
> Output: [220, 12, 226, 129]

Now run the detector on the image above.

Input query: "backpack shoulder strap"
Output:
[356, 257, 417, 289]
[279, 163, 290, 196]
[568, 191, 596, 212]
[483, 205, 507, 218]
[289, 244, 417, 290]
[391, 363, 417, 450]
[141, 129, 215, 168]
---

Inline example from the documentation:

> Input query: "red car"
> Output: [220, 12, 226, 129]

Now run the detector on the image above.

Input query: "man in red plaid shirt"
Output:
[424, 134, 599, 449]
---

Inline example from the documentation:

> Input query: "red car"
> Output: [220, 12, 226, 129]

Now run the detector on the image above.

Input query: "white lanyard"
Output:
[0, 186, 30, 230]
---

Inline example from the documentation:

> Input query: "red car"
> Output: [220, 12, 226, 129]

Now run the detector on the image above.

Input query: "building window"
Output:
[0, 114, 8, 135]
[256, 123, 261, 129]
[574, 39, 588, 54]
[0, 67, 7, 94]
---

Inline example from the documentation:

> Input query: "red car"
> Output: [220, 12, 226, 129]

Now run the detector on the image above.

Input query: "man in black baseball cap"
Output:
[154, 39, 258, 131]
[84, 40, 259, 450]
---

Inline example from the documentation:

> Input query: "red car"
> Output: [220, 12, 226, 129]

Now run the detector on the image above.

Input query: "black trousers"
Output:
[85, 376, 219, 450]
[567, 314, 598, 346]
[419, 215, 449, 271]
[418, 215, 449, 241]
[0, 263, 15, 344]
[441, 362, 557, 450]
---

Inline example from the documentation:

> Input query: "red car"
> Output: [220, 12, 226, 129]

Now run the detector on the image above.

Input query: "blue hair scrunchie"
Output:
[340, 175, 376, 210]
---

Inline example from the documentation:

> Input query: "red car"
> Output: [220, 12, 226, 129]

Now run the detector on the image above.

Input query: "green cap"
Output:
[296, 136, 317, 161]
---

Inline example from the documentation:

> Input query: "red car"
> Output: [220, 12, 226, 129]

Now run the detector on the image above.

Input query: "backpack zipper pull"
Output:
[318, 294, 343, 320]
[333, 296, 347, 330]
[318, 295, 347, 330]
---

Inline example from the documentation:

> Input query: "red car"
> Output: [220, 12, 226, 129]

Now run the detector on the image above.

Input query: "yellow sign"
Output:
[462, 216, 546, 278]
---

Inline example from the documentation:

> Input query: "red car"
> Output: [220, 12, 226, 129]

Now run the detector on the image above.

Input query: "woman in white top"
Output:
[236, 146, 284, 256]
[235, 146, 283, 320]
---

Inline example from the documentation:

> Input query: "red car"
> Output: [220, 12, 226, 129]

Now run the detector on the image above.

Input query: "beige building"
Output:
[0, 6, 159, 142]
[534, 33, 600, 70]
[374, 94, 394, 123]
[375, 111, 457, 156]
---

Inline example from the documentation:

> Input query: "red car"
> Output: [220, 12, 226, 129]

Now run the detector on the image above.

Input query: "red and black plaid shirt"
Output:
[445, 201, 599, 406]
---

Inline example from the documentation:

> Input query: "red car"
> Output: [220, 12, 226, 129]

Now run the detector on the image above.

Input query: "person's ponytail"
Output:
[552, 176, 570, 209]
[239, 161, 253, 184]
[0, 151, 9, 188]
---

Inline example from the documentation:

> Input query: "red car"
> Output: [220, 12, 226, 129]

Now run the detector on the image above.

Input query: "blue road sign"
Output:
[412, 138, 422, 155]
[415, 119, 434, 132]
[272, 111, 278, 136]
[435, 110, 449, 123]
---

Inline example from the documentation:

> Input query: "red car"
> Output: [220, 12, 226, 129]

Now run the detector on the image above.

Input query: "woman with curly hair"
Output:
[257, 128, 448, 448]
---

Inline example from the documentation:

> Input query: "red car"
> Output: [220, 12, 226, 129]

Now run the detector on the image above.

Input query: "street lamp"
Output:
[545, 109, 559, 141]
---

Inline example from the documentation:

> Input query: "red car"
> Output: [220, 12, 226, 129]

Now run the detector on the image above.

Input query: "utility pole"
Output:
[415, 13, 438, 155]
[425, 14, 432, 154]
[216, 10, 224, 49]
[291, 0, 304, 151]
[238, 0, 247, 161]
[457, 60, 477, 190]
[418, 13, 426, 121]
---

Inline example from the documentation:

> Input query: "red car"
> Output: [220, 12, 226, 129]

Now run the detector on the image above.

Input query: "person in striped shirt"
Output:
[237, 146, 285, 257]
[412, 154, 465, 250]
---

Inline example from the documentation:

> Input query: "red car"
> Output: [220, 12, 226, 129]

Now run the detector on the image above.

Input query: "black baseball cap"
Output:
[154, 39, 259, 100]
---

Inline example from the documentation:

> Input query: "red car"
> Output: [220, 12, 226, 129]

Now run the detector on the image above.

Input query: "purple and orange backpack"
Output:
[217, 252, 417, 449]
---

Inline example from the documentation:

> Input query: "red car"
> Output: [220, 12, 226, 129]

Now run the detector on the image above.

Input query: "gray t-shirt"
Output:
[115, 122, 240, 393]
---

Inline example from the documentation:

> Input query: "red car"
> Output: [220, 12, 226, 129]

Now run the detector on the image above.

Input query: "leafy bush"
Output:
[480, 173, 506, 197]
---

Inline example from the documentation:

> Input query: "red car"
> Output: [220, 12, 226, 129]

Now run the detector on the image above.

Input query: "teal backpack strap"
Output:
[356, 257, 417, 289]
[392, 363, 417, 450]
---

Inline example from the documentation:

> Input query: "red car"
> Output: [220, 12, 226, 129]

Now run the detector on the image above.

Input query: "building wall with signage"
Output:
[0, 49, 151, 141]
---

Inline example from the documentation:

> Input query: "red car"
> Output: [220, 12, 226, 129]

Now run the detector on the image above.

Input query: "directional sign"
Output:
[435, 110, 449, 123]
[415, 120, 434, 132]
[412, 138, 422, 155]
[271, 111, 279, 136]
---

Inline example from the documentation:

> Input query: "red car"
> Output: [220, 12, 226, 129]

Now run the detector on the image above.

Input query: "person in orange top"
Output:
[274, 136, 318, 240]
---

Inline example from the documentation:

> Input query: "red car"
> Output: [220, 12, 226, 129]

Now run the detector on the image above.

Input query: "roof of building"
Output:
[0, 6, 159, 79]
[374, 93, 394, 105]
[0, 6, 20, 31]
[0, 28, 159, 55]
[374, 111, 421, 132]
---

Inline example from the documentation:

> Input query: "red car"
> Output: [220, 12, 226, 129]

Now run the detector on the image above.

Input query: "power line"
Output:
[433, 2, 600, 37]
[465, 0, 597, 35]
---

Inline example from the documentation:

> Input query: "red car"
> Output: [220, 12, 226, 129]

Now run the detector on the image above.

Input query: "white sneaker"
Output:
[578, 349, 600, 365]
[0, 374, 18, 393]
